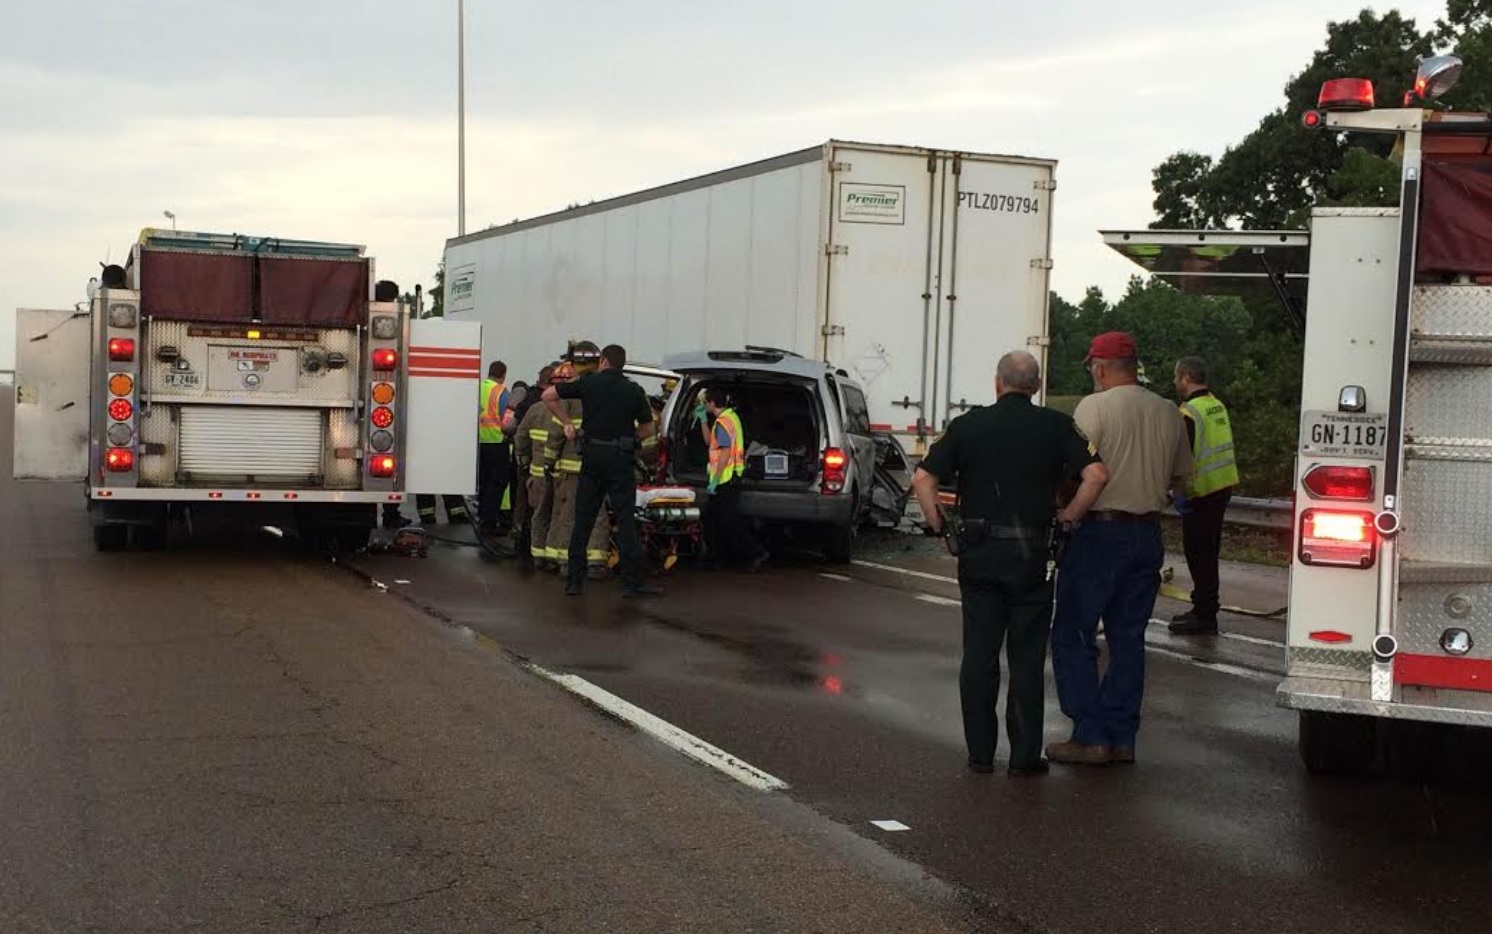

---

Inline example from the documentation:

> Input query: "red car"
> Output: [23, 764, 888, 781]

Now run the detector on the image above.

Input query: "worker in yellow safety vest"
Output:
[1169, 355, 1240, 635]
[700, 388, 767, 573]
[477, 361, 513, 534]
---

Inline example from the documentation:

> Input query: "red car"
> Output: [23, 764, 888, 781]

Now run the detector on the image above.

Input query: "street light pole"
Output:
[163, 210, 176, 231]
[457, 0, 466, 237]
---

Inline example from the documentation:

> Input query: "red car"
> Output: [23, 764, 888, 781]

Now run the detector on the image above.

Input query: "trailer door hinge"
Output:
[821, 324, 846, 337]
[829, 161, 852, 173]
[825, 244, 849, 256]
[1030, 257, 1054, 270]
[1034, 178, 1058, 191]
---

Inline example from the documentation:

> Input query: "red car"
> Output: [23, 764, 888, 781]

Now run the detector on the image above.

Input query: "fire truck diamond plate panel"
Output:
[1398, 582, 1492, 657]
[1400, 460, 1492, 564]
[143, 321, 359, 403]
[1411, 284, 1492, 338]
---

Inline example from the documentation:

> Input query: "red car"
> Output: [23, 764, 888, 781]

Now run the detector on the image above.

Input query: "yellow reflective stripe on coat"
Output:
[1180, 394, 1240, 496]
[556, 458, 583, 473]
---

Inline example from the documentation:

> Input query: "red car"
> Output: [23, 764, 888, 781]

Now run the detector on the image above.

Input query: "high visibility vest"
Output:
[708, 408, 746, 486]
[478, 379, 506, 444]
[1180, 392, 1240, 497]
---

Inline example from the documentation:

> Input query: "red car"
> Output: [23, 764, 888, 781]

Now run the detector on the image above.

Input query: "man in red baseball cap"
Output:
[1047, 331, 1193, 767]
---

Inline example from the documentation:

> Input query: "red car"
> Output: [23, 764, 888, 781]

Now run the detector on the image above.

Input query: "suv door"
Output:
[828, 376, 876, 512]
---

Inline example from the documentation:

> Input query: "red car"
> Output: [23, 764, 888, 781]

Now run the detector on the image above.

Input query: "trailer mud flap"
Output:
[13, 308, 92, 480]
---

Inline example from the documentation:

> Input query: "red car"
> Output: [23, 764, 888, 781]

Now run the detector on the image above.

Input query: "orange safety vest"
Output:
[708, 408, 746, 486]
[478, 379, 506, 443]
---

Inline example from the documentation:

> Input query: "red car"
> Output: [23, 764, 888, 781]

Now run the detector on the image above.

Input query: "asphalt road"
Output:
[8, 381, 1492, 934]
[349, 534, 1492, 934]
[0, 392, 984, 933]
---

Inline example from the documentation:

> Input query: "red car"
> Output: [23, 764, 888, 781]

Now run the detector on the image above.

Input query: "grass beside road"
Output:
[1161, 516, 1290, 568]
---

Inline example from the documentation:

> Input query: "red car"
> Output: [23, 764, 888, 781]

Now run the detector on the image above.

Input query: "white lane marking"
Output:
[852, 559, 958, 585]
[395, 579, 412, 585]
[1144, 644, 1275, 682]
[916, 594, 962, 608]
[526, 664, 789, 792]
[870, 820, 911, 832]
[819, 573, 853, 582]
[1146, 618, 1282, 649]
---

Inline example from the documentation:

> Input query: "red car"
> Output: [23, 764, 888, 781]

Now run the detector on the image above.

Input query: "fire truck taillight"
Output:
[371, 406, 395, 429]
[369, 430, 394, 453]
[370, 455, 397, 478]
[1318, 78, 1374, 112]
[1299, 509, 1376, 569]
[1301, 464, 1374, 501]
[105, 448, 135, 472]
[1301, 109, 1324, 129]
[371, 382, 395, 405]
[108, 338, 136, 362]
[108, 399, 134, 421]
[372, 348, 398, 371]
[108, 373, 134, 396]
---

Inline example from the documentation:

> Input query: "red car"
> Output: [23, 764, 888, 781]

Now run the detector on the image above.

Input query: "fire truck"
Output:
[1105, 55, 1492, 773]
[11, 228, 482, 551]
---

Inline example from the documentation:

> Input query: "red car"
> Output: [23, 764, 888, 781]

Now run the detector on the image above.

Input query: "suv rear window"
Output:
[841, 384, 871, 435]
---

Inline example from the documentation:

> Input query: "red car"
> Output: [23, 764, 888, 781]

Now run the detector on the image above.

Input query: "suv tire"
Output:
[823, 494, 858, 564]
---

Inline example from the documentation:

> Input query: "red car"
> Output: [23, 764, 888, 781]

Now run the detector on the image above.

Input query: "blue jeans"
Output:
[1051, 519, 1164, 748]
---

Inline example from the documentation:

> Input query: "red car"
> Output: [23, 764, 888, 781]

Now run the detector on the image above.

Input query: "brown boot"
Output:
[1045, 741, 1112, 766]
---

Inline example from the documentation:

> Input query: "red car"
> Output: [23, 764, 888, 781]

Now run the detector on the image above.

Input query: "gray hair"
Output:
[1175, 355, 1208, 385]
[996, 351, 1042, 394]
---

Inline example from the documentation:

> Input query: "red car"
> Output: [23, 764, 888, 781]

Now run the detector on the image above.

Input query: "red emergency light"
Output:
[104, 448, 134, 472]
[108, 337, 136, 362]
[108, 399, 134, 422]
[371, 348, 399, 371]
[1302, 464, 1374, 501]
[1318, 78, 1375, 112]
[369, 455, 397, 478]
[370, 406, 395, 429]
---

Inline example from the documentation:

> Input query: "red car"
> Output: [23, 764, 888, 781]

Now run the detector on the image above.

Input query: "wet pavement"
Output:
[349, 528, 1492, 934]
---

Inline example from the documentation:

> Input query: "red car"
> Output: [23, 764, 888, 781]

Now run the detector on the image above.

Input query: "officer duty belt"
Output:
[958, 518, 1044, 544]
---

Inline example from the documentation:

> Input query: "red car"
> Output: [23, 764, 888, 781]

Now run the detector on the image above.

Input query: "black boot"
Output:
[1168, 610, 1218, 635]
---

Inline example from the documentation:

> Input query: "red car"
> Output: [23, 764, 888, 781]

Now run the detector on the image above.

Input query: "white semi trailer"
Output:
[443, 139, 1057, 452]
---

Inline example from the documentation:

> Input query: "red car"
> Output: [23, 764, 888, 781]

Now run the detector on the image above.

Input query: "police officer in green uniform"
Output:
[541, 342, 662, 599]
[911, 351, 1108, 777]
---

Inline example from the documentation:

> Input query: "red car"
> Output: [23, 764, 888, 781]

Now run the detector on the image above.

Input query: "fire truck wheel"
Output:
[93, 524, 128, 553]
[1298, 710, 1376, 777]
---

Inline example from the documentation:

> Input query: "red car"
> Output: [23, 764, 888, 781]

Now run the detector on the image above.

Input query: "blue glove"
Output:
[707, 478, 718, 496]
[1173, 493, 1191, 516]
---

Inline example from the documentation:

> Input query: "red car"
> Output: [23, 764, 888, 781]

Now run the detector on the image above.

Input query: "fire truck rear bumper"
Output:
[1278, 676, 1492, 727]
[90, 488, 406, 504]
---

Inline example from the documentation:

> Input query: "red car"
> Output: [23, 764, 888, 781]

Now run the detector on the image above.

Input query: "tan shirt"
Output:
[1074, 384, 1193, 514]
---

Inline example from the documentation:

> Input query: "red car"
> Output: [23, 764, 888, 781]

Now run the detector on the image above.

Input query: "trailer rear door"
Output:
[12, 308, 92, 480]
[936, 154, 1056, 429]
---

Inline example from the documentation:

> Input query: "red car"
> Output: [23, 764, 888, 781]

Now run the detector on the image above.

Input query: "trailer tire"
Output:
[93, 524, 128, 553]
[1298, 710, 1376, 777]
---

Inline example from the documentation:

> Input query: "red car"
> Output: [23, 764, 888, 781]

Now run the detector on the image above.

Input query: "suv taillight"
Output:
[822, 447, 848, 494]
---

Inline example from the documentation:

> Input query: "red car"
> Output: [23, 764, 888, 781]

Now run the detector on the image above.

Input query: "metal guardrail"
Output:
[1163, 495, 1291, 531]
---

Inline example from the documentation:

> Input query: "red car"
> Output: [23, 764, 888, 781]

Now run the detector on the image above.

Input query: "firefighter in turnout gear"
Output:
[542, 353, 612, 581]
[1169, 356, 1240, 635]
[414, 493, 470, 527]
[515, 365, 562, 569]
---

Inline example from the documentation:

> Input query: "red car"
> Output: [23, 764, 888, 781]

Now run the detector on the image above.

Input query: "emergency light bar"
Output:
[1317, 78, 1375, 112]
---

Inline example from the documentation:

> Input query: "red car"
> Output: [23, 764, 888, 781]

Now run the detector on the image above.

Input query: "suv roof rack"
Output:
[742, 345, 803, 358]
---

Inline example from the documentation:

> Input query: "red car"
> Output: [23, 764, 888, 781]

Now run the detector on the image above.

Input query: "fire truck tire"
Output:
[93, 524, 128, 553]
[1298, 710, 1376, 776]
[132, 522, 169, 551]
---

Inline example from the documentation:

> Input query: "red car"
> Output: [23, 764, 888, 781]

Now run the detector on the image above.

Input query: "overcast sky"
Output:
[0, 0, 1448, 371]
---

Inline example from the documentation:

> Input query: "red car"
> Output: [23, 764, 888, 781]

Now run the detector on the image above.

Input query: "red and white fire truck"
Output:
[1106, 55, 1492, 773]
[11, 228, 482, 551]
